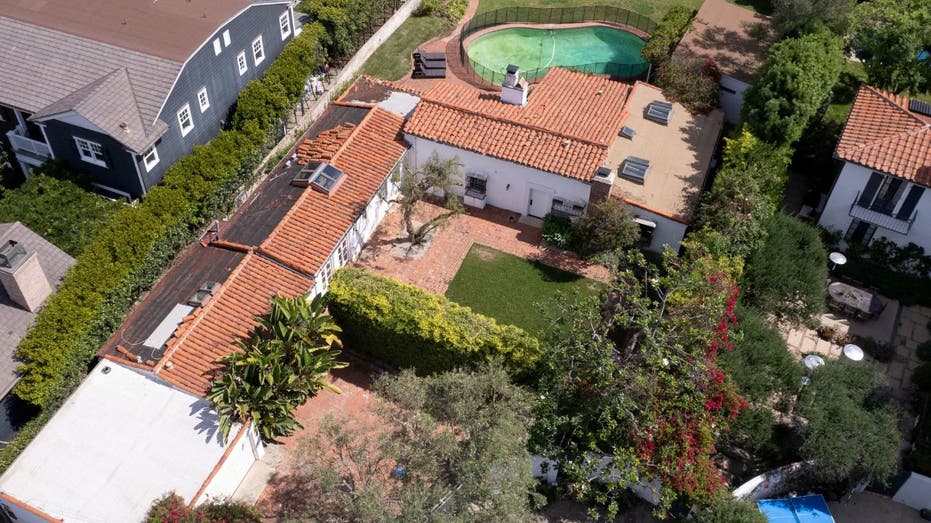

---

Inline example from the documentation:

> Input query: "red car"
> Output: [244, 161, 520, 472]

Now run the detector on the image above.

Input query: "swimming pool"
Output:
[466, 25, 649, 83]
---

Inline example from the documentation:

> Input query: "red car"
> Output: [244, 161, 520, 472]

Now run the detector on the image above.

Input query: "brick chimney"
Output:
[588, 166, 616, 206]
[0, 240, 52, 312]
[501, 64, 528, 107]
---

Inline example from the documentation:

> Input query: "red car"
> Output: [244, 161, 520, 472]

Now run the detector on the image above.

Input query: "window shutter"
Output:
[863, 224, 877, 244]
[857, 172, 883, 207]
[896, 185, 924, 220]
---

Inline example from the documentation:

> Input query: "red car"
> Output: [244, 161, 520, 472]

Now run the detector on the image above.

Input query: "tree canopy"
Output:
[394, 152, 464, 246]
[267, 366, 539, 522]
[743, 213, 828, 324]
[850, 0, 931, 94]
[772, 0, 854, 36]
[742, 30, 844, 146]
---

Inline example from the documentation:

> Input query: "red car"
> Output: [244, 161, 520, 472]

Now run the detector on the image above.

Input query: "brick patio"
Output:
[355, 200, 610, 295]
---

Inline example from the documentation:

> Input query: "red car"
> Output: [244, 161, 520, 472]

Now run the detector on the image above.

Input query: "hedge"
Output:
[3, 23, 328, 469]
[640, 6, 696, 66]
[327, 268, 542, 375]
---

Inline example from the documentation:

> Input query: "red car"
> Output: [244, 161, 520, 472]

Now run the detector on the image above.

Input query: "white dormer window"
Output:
[197, 87, 210, 112]
[212, 38, 222, 56]
[177, 104, 193, 137]
[74, 137, 107, 167]
[223, 29, 231, 47]
[279, 12, 291, 40]
[252, 36, 265, 66]
[237, 51, 248, 75]
[142, 145, 160, 172]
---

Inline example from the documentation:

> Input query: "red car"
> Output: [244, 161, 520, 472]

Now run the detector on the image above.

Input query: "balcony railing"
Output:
[849, 191, 916, 235]
[6, 126, 51, 159]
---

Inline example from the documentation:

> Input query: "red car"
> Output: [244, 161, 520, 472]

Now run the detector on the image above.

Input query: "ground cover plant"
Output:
[0, 173, 121, 257]
[475, 0, 701, 21]
[445, 244, 604, 337]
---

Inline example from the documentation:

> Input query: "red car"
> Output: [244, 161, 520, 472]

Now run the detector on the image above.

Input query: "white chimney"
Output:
[0, 240, 52, 312]
[501, 64, 528, 106]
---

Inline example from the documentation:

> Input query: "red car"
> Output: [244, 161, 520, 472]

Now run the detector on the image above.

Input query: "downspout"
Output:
[128, 150, 148, 197]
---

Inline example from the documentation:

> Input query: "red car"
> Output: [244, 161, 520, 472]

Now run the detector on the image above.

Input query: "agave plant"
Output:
[209, 293, 347, 443]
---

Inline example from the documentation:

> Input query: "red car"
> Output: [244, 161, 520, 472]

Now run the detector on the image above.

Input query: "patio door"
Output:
[528, 188, 549, 218]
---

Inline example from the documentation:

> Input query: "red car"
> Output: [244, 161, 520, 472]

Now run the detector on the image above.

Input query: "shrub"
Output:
[326, 268, 542, 375]
[913, 363, 931, 392]
[0, 173, 121, 257]
[574, 199, 638, 256]
[541, 213, 575, 250]
[918, 340, 931, 362]
[145, 492, 261, 523]
[694, 497, 768, 523]
[655, 56, 720, 113]
[640, 6, 696, 65]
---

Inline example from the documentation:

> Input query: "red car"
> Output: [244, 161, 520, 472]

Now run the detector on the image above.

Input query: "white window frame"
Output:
[74, 137, 107, 167]
[252, 35, 265, 66]
[279, 12, 291, 40]
[197, 87, 210, 113]
[212, 38, 222, 55]
[142, 145, 160, 172]
[237, 51, 248, 75]
[223, 29, 231, 47]
[177, 104, 194, 137]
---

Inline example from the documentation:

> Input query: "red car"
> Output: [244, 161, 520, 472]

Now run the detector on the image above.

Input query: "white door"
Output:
[528, 188, 549, 218]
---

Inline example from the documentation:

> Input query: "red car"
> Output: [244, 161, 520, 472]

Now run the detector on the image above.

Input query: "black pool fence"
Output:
[458, 5, 657, 85]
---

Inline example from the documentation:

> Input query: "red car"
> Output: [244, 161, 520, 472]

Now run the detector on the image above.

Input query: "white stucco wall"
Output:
[624, 203, 688, 253]
[198, 425, 263, 502]
[406, 136, 592, 217]
[719, 74, 750, 124]
[819, 162, 931, 252]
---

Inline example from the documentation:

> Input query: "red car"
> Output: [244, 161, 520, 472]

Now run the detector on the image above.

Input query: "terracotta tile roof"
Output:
[673, 0, 774, 83]
[337, 75, 423, 105]
[835, 85, 931, 187]
[295, 123, 356, 164]
[155, 252, 312, 396]
[260, 107, 408, 275]
[404, 68, 631, 181]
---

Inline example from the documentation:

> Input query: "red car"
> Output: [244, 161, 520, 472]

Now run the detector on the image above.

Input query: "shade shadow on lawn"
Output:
[445, 244, 604, 337]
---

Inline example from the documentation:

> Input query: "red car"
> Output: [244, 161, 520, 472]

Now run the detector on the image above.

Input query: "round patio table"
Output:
[843, 344, 864, 361]
[804, 354, 825, 370]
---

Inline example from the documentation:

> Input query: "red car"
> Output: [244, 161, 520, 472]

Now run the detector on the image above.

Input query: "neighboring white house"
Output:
[818, 85, 931, 251]
[403, 68, 724, 252]
[673, 0, 774, 123]
[0, 362, 262, 522]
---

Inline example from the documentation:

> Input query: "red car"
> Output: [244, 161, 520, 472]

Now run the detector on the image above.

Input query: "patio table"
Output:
[827, 282, 883, 318]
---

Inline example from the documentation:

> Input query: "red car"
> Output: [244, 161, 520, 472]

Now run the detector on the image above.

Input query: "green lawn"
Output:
[476, 0, 701, 21]
[825, 61, 867, 125]
[445, 244, 604, 337]
[359, 15, 453, 80]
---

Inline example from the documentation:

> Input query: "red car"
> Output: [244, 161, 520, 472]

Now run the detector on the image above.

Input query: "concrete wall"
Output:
[406, 135, 592, 217]
[818, 162, 931, 252]
[892, 472, 931, 510]
[623, 203, 688, 253]
[719, 74, 750, 124]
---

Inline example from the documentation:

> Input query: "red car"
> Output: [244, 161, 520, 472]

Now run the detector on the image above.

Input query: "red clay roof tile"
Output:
[836, 85, 931, 186]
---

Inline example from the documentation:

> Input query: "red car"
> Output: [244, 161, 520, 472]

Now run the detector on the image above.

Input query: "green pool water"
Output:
[466, 25, 649, 82]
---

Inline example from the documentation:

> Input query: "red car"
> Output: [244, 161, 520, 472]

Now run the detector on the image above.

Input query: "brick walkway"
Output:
[355, 201, 610, 295]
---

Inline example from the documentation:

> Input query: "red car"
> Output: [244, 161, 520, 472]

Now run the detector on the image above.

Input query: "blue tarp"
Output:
[757, 495, 836, 523]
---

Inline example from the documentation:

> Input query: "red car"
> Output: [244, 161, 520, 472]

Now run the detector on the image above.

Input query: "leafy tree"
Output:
[692, 496, 768, 523]
[393, 152, 464, 247]
[574, 199, 639, 256]
[796, 361, 900, 484]
[743, 214, 828, 324]
[208, 294, 347, 443]
[267, 366, 539, 522]
[655, 56, 721, 114]
[532, 250, 745, 516]
[692, 131, 791, 261]
[772, 0, 855, 36]
[145, 492, 261, 523]
[851, 0, 931, 94]
[742, 30, 844, 146]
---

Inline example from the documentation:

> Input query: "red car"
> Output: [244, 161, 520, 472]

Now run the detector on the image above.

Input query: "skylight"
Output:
[620, 157, 650, 184]
[645, 101, 673, 125]
[309, 163, 345, 194]
[909, 99, 931, 117]
[620, 126, 636, 139]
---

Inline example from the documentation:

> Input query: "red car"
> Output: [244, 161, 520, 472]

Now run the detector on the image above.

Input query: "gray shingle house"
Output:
[0, 0, 298, 198]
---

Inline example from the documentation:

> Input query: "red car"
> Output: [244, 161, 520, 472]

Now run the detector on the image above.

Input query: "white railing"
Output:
[849, 192, 915, 235]
[6, 128, 51, 158]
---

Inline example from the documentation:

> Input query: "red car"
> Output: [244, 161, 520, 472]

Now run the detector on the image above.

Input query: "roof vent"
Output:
[619, 126, 636, 139]
[595, 166, 612, 179]
[0, 241, 27, 270]
[620, 156, 650, 184]
[909, 99, 931, 117]
[645, 101, 673, 125]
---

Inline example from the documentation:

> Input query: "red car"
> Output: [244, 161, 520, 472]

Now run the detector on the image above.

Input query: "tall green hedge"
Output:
[640, 6, 696, 66]
[327, 268, 542, 375]
[4, 23, 327, 467]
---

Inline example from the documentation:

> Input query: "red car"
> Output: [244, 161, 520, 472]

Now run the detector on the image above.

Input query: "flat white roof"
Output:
[0, 362, 239, 522]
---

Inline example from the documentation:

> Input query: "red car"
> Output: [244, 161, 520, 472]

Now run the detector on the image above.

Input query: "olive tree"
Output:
[393, 152, 464, 247]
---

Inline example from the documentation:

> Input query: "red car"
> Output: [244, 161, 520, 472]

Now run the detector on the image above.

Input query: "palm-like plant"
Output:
[208, 294, 347, 443]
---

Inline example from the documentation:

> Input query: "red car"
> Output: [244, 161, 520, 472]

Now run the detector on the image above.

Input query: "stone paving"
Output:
[355, 200, 610, 295]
